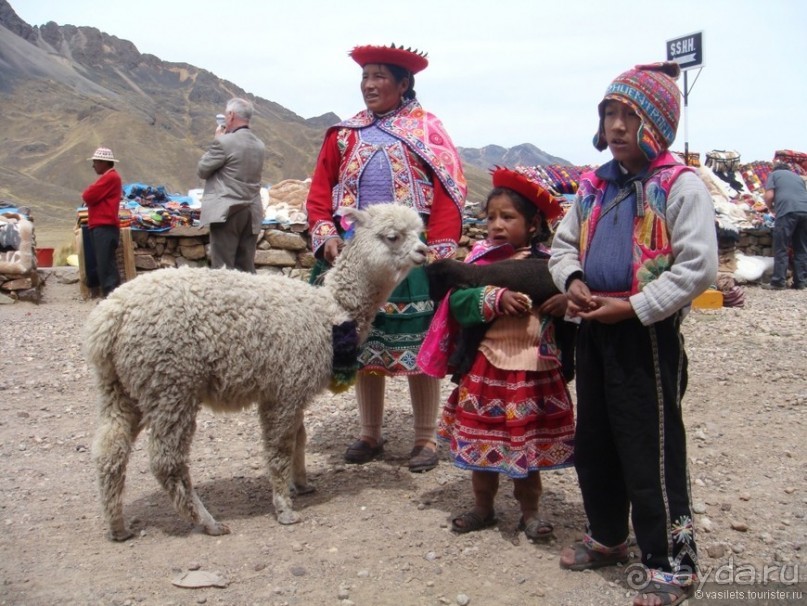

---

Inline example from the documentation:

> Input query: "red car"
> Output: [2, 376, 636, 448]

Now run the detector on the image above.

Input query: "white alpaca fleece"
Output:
[85, 204, 426, 540]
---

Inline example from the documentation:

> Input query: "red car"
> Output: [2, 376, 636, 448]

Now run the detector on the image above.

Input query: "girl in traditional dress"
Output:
[430, 168, 575, 538]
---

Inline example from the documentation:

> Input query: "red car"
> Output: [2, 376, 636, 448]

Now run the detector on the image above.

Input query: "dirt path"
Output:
[0, 269, 804, 605]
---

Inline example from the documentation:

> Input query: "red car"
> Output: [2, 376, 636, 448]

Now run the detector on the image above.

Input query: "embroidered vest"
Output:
[576, 152, 692, 295]
[332, 128, 434, 214]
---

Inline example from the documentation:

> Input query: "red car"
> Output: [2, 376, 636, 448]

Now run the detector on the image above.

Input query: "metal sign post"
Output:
[667, 32, 704, 166]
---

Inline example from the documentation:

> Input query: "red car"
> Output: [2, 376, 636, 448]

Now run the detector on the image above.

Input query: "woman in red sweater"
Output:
[82, 147, 123, 296]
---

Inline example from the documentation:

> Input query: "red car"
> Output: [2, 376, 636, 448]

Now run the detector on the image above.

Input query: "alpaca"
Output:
[85, 204, 428, 540]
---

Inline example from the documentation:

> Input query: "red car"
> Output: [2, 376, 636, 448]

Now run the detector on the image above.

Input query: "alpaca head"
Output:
[335, 205, 428, 284]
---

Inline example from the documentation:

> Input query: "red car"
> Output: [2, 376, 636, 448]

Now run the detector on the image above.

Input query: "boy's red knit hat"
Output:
[593, 62, 682, 161]
[490, 167, 562, 221]
[349, 43, 429, 74]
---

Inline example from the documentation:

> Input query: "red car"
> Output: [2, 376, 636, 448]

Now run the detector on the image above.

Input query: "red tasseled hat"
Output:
[349, 43, 429, 74]
[490, 167, 562, 221]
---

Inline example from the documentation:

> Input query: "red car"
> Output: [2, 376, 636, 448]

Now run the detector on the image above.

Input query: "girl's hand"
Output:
[538, 293, 568, 318]
[499, 290, 532, 316]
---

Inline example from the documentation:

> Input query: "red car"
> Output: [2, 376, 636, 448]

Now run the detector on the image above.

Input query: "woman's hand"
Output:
[499, 290, 532, 316]
[323, 237, 344, 265]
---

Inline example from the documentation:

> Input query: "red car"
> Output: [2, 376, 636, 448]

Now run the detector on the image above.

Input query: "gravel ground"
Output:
[0, 268, 804, 606]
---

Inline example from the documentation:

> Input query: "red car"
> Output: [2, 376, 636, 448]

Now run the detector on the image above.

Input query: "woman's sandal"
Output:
[518, 516, 554, 541]
[559, 541, 629, 571]
[344, 438, 385, 464]
[633, 579, 694, 606]
[450, 510, 497, 534]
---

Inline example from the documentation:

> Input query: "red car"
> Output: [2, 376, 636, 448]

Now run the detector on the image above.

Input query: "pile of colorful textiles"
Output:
[516, 164, 593, 196]
[773, 149, 807, 175]
[740, 161, 772, 195]
[122, 183, 198, 231]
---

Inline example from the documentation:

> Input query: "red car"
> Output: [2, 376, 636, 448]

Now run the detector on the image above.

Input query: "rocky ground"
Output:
[0, 269, 804, 606]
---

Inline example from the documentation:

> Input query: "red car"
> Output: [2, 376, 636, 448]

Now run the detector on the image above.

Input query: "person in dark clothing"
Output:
[762, 163, 807, 289]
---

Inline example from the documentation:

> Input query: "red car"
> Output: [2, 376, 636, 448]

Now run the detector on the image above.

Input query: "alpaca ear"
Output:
[339, 207, 367, 231]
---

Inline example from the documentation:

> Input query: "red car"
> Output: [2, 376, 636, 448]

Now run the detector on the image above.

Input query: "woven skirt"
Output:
[438, 353, 575, 479]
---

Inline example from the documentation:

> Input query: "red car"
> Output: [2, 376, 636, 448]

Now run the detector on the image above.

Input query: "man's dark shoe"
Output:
[761, 283, 786, 290]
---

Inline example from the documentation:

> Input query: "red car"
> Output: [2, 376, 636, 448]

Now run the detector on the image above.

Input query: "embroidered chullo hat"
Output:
[349, 43, 429, 74]
[490, 166, 562, 221]
[593, 62, 682, 161]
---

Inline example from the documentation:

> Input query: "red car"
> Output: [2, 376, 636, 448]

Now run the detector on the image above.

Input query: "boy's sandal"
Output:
[450, 510, 497, 534]
[344, 438, 385, 464]
[518, 516, 554, 541]
[633, 580, 694, 606]
[559, 541, 629, 571]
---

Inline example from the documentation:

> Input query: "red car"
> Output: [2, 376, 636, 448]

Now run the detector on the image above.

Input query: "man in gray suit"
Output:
[198, 97, 266, 272]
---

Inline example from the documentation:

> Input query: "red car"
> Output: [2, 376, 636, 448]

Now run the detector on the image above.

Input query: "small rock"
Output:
[290, 566, 306, 577]
[739, 493, 751, 501]
[784, 487, 795, 494]
[706, 544, 727, 558]
[357, 570, 369, 578]
[730, 521, 748, 532]
[699, 517, 713, 532]
[692, 502, 707, 514]
[337, 587, 350, 600]
[456, 594, 471, 606]
[731, 543, 745, 554]
[171, 571, 228, 589]
[188, 563, 201, 571]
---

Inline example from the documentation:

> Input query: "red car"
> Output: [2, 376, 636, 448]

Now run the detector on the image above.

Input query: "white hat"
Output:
[88, 147, 119, 163]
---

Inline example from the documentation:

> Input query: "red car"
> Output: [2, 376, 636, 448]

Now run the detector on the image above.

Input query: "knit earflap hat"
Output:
[490, 166, 562, 221]
[593, 62, 682, 161]
[88, 147, 119, 163]
[349, 43, 429, 74]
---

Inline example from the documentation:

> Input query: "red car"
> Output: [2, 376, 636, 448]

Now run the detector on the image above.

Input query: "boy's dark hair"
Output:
[484, 187, 551, 243]
[385, 64, 417, 100]
[773, 163, 791, 171]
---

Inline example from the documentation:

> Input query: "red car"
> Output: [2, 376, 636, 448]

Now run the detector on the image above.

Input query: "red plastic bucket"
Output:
[36, 247, 54, 267]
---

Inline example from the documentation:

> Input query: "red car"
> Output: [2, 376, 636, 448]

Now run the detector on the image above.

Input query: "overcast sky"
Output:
[12, 0, 807, 167]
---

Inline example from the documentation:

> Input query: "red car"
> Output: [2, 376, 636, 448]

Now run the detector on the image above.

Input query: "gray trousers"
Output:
[209, 205, 258, 273]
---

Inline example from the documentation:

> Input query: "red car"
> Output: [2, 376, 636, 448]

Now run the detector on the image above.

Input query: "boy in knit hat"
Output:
[549, 63, 718, 606]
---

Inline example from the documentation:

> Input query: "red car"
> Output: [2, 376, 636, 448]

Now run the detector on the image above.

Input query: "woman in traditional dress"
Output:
[306, 43, 465, 472]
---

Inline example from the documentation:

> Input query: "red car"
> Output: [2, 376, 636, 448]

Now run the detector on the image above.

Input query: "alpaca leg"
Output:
[290, 408, 314, 495]
[148, 403, 229, 536]
[258, 402, 302, 525]
[92, 386, 142, 541]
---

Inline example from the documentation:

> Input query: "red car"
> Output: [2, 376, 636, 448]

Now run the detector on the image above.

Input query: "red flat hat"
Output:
[490, 167, 562, 221]
[349, 43, 429, 74]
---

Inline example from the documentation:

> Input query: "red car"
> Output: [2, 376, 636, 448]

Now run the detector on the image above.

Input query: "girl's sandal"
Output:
[450, 510, 497, 534]
[559, 541, 629, 571]
[518, 516, 554, 541]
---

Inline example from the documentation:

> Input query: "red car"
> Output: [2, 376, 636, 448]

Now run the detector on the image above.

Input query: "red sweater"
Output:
[82, 168, 122, 228]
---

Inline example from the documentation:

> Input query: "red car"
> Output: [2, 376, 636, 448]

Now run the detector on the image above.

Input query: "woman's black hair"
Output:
[385, 63, 417, 100]
[484, 187, 551, 243]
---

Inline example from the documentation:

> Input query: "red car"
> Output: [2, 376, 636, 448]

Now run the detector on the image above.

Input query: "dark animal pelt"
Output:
[426, 258, 559, 304]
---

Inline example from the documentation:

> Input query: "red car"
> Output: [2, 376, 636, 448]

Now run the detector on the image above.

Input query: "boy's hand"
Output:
[538, 293, 568, 318]
[575, 297, 636, 324]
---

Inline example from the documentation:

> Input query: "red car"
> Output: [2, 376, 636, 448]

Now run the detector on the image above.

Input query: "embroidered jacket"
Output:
[306, 99, 465, 259]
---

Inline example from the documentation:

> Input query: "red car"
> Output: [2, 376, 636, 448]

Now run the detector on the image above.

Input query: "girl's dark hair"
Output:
[385, 64, 417, 99]
[484, 187, 551, 243]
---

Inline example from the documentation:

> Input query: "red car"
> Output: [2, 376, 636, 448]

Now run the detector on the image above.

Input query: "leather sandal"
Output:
[344, 438, 385, 464]
[633, 579, 694, 606]
[559, 541, 629, 571]
[450, 510, 497, 534]
[518, 516, 554, 541]
[408, 445, 438, 473]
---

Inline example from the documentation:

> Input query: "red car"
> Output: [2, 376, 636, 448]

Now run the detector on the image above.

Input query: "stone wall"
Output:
[127, 222, 773, 281]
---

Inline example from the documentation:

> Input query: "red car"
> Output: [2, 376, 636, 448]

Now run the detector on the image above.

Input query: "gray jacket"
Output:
[197, 128, 265, 233]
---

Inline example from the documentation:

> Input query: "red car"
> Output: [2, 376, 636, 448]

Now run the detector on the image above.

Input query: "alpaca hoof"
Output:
[277, 510, 302, 525]
[203, 521, 231, 536]
[108, 527, 134, 542]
